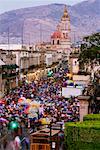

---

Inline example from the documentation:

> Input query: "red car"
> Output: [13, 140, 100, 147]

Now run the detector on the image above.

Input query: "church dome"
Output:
[51, 31, 61, 39]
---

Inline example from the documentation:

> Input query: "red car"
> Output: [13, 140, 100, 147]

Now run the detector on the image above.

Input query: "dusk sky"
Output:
[0, 0, 86, 14]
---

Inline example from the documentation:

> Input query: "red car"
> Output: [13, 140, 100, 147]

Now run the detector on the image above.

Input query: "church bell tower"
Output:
[51, 5, 71, 55]
[59, 5, 71, 51]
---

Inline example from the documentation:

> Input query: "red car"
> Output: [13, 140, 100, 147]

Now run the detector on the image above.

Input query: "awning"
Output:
[0, 59, 5, 66]
[2, 64, 19, 69]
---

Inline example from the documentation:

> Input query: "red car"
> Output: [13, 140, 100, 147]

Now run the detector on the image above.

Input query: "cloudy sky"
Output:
[0, 0, 85, 14]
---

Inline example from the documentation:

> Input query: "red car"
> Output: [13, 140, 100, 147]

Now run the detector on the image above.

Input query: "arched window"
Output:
[75, 61, 77, 65]
[53, 40, 54, 45]
[63, 33, 65, 38]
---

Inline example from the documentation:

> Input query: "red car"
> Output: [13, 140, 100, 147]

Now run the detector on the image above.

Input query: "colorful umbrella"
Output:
[40, 118, 50, 125]
[30, 101, 40, 108]
[0, 99, 6, 104]
[18, 97, 26, 103]
[28, 112, 38, 119]
[26, 99, 32, 104]
[66, 80, 74, 84]
[67, 73, 73, 79]
[0, 118, 8, 123]
[47, 70, 53, 77]
[19, 98, 31, 105]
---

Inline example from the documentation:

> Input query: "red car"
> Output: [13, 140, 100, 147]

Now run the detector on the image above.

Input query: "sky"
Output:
[0, 0, 85, 14]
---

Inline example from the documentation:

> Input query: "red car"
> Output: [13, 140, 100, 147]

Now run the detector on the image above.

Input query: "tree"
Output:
[79, 32, 100, 70]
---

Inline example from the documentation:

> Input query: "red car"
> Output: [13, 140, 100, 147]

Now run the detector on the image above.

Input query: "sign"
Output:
[62, 87, 83, 98]
[52, 142, 56, 148]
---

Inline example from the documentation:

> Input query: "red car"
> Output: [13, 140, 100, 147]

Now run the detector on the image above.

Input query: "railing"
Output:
[2, 72, 19, 79]
[30, 143, 50, 150]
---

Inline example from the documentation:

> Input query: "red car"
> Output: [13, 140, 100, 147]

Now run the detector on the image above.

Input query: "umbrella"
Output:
[66, 73, 73, 78]
[28, 107, 38, 114]
[18, 97, 26, 103]
[24, 106, 30, 114]
[20, 98, 31, 105]
[0, 99, 6, 104]
[28, 112, 38, 119]
[40, 118, 50, 125]
[26, 99, 32, 104]
[69, 83, 74, 86]
[8, 121, 19, 130]
[30, 101, 40, 108]
[0, 118, 8, 123]
[47, 71, 53, 77]
[66, 80, 74, 84]
[46, 103, 54, 106]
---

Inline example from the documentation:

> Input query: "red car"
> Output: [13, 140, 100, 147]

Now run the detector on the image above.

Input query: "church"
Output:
[35, 5, 72, 66]
[50, 5, 71, 55]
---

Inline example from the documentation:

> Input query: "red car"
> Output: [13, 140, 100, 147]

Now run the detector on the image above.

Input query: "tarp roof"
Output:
[0, 59, 5, 66]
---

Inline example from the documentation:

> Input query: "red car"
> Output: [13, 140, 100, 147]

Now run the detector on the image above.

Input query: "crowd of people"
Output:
[0, 68, 80, 150]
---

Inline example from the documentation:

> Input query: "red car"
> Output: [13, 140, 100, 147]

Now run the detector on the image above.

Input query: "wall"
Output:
[70, 57, 79, 74]
[46, 54, 52, 66]
[73, 75, 90, 85]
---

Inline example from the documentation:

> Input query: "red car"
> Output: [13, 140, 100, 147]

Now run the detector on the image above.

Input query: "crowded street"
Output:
[0, 68, 80, 150]
[0, 1, 100, 149]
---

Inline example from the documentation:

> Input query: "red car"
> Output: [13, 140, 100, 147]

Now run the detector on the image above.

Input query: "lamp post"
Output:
[50, 122, 52, 150]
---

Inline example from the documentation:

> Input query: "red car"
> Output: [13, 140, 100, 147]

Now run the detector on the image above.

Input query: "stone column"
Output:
[78, 96, 90, 122]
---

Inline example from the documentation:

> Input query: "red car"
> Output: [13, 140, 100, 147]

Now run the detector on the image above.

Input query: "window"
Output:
[75, 61, 77, 65]
[57, 40, 60, 45]
[63, 33, 66, 38]
[53, 40, 54, 45]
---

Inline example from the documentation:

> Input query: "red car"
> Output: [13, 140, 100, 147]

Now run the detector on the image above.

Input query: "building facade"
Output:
[0, 49, 19, 95]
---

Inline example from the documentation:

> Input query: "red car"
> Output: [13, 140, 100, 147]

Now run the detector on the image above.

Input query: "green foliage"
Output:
[83, 114, 100, 121]
[64, 121, 100, 150]
[79, 32, 100, 69]
[83, 33, 100, 46]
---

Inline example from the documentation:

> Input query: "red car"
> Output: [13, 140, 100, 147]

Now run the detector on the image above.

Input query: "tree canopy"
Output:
[79, 32, 100, 67]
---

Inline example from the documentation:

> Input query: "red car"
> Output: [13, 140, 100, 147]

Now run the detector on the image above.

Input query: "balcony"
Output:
[2, 72, 19, 79]
[2, 64, 19, 69]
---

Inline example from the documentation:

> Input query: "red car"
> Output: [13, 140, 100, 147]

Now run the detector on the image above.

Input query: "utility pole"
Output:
[7, 26, 10, 50]
[40, 23, 42, 43]
[20, 19, 25, 81]
[50, 122, 52, 150]
[22, 19, 25, 47]
[73, 31, 76, 45]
